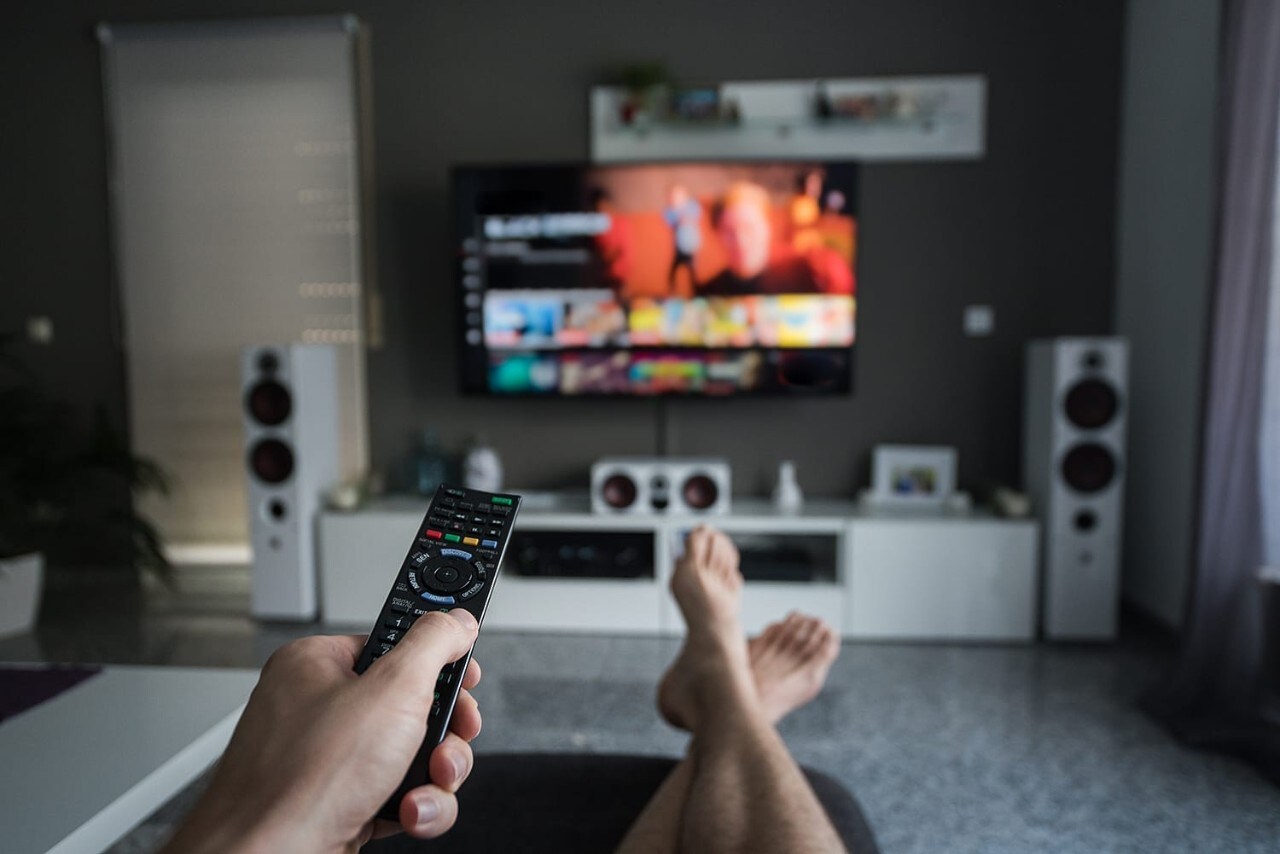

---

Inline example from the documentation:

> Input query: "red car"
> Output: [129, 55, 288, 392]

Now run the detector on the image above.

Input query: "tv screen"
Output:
[454, 161, 858, 396]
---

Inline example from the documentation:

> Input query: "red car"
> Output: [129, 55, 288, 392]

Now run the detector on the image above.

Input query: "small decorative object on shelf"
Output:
[868, 445, 958, 509]
[617, 61, 670, 126]
[669, 85, 721, 122]
[462, 436, 504, 492]
[773, 460, 804, 513]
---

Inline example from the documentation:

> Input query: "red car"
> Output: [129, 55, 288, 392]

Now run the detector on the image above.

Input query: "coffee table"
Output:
[0, 665, 258, 854]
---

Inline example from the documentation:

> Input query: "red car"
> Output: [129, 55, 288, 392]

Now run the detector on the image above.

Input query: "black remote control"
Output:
[353, 483, 521, 821]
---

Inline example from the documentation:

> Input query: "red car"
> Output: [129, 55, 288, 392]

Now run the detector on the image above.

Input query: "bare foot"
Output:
[657, 526, 753, 731]
[748, 612, 840, 724]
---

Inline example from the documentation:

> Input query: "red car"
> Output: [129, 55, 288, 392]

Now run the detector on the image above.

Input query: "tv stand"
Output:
[318, 493, 1038, 641]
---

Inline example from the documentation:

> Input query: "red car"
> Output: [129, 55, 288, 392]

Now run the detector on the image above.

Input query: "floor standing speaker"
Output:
[1024, 337, 1129, 640]
[242, 344, 343, 620]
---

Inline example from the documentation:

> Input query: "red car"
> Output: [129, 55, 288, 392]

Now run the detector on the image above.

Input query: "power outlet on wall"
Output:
[963, 305, 995, 337]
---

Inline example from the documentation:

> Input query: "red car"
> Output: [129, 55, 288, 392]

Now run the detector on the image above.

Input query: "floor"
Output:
[3, 575, 1278, 853]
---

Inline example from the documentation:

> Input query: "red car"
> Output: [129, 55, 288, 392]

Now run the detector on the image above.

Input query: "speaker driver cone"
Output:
[1063, 379, 1119, 430]
[246, 380, 292, 426]
[250, 439, 295, 485]
[601, 473, 638, 509]
[1061, 443, 1116, 494]
[682, 474, 719, 510]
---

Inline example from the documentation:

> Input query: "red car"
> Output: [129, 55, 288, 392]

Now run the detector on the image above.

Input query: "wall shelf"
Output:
[590, 75, 986, 163]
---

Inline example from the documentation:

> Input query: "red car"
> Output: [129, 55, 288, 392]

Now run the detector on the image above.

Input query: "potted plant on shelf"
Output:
[617, 61, 670, 126]
[0, 334, 171, 637]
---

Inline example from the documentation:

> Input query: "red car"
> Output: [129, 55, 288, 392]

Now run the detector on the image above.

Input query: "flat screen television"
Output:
[454, 161, 858, 396]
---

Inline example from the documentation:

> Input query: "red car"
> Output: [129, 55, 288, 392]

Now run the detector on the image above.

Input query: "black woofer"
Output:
[601, 474, 638, 509]
[246, 380, 292, 426]
[1061, 443, 1116, 494]
[250, 439, 295, 485]
[682, 474, 719, 510]
[1063, 379, 1119, 430]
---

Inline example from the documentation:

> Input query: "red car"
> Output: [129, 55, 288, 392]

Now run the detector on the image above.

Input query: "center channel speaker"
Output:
[591, 457, 731, 515]
[242, 344, 344, 620]
[1024, 337, 1128, 640]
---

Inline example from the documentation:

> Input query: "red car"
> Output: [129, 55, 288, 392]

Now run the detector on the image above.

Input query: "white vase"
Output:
[463, 443, 504, 493]
[0, 552, 43, 638]
[773, 460, 804, 513]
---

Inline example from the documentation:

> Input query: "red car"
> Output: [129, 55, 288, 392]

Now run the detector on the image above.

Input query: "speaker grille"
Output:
[1061, 443, 1116, 494]
[246, 380, 292, 426]
[249, 439, 295, 484]
[681, 474, 720, 510]
[1063, 379, 1119, 430]
[601, 473, 638, 509]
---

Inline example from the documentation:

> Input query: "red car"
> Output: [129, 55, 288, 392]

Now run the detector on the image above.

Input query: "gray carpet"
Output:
[3, 582, 1277, 853]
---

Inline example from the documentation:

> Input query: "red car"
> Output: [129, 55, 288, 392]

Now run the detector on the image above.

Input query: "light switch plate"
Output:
[963, 305, 994, 337]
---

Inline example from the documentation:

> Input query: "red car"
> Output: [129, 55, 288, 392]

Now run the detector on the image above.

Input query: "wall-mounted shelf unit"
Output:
[318, 493, 1037, 641]
[590, 75, 986, 163]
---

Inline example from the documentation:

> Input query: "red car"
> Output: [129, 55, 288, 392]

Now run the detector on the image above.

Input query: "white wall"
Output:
[1115, 0, 1222, 628]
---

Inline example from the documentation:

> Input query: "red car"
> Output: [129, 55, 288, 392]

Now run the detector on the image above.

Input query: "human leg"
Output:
[617, 527, 846, 853]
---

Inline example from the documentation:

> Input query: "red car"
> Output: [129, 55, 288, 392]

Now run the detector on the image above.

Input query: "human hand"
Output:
[162, 609, 483, 853]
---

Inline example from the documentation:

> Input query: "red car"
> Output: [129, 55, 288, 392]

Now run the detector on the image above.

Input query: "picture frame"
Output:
[870, 445, 957, 508]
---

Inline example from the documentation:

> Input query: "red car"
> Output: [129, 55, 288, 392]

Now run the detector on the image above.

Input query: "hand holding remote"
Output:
[161, 610, 483, 854]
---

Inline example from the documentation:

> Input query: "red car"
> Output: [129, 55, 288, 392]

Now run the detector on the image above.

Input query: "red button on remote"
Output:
[425, 529, 443, 539]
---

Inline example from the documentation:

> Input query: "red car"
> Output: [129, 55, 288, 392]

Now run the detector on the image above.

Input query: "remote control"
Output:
[353, 484, 521, 821]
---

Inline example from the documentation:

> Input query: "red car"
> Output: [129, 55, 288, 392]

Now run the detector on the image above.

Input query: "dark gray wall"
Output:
[3, 0, 1124, 500]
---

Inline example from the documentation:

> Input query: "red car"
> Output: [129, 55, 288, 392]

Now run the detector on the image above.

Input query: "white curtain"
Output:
[1262, 109, 1280, 575]
[100, 17, 369, 552]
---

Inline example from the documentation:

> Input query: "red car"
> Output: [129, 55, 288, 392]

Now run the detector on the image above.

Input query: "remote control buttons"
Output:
[390, 597, 414, 613]
[463, 537, 480, 546]
[481, 539, 499, 549]
[385, 615, 413, 630]
[420, 591, 456, 605]
[440, 547, 474, 560]
[433, 565, 460, 585]
[410, 550, 430, 567]
[424, 529, 443, 540]
[459, 581, 485, 601]
[444, 533, 462, 543]
[492, 496, 513, 506]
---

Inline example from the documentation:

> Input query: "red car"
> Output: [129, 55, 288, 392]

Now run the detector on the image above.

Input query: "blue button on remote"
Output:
[420, 591, 456, 605]
[440, 547, 474, 560]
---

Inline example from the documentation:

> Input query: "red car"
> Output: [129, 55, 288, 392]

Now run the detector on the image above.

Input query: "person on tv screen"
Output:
[789, 169, 825, 254]
[589, 187, 633, 297]
[699, 181, 854, 298]
[663, 183, 703, 293]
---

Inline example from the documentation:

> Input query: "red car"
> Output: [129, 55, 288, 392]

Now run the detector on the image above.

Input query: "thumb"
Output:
[370, 609, 478, 705]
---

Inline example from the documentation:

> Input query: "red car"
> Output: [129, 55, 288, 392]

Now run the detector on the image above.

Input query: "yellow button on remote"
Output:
[463, 537, 479, 546]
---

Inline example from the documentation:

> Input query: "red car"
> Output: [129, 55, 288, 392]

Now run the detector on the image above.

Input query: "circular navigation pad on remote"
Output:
[423, 558, 474, 594]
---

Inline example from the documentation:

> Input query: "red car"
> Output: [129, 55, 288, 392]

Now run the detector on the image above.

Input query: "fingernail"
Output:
[414, 794, 441, 828]
[452, 609, 478, 630]
[451, 752, 467, 781]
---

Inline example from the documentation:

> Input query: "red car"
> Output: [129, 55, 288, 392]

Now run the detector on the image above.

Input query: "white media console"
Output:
[319, 494, 1039, 641]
